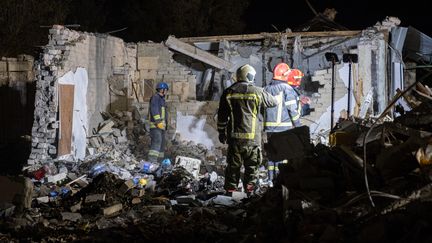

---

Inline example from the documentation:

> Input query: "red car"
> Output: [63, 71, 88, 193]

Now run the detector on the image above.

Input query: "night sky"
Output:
[1, 0, 431, 57]
[246, 0, 432, 36]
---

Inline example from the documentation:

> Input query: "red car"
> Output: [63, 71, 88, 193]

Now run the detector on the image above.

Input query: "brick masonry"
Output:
[28, 25, 137, 165]
[137, 43, 197, 102]
[0, 55, 35, 86]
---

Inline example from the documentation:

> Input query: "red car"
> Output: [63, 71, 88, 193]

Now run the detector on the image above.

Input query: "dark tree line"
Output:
[0, 0, 251, 57]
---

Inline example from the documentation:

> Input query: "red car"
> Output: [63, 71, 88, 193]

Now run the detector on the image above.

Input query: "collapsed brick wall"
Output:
[133, 100, 220, 149]
[303, 67, 347, 128]
[28, 25, 137, 165]
[137, 43, 196, 102]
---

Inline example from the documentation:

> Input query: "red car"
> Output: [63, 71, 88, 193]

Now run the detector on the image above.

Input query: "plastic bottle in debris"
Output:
[161, 158, 172, 170]
[133, 177, 148, 188]
[61, 187, 71, 198]
[140, 161, 158, 174]
[31, 167, 46, 180]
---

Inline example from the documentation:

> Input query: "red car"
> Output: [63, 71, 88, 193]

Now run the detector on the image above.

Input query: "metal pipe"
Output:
[347, 62, 352, 117]
[331, 60, 336, 129]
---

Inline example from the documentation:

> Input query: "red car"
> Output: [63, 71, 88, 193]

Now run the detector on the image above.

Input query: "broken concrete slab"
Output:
[70, 202, 82, 213]
[103, 203, 123, 216]
[175, 156, 201, 179]
[36, 196, 49, 204]
[61, 212, 82, 222]
[85, 194, 106, 203]
[45, 172, 67, 184]
[97, 120, 115, 134]
[165, 36, 233, 70]
[119, 179, 135, 194]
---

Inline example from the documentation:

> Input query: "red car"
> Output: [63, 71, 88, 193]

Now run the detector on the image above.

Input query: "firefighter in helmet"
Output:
[147, 82, 169, 163]
[263, 63, 304, 185]
[217, 64, 279, 195]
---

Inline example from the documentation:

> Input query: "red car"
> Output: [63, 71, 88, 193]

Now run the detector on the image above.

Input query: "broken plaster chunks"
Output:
[102, 203, 122, 216]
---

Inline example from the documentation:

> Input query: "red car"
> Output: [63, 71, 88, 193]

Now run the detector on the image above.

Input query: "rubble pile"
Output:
[5, 95, 432, 241]
[245, 99, 432, 242]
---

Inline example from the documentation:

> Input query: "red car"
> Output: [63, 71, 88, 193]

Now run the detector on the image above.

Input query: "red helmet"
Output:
[287, 69, 304, 87]
[273, 63, 290, 81]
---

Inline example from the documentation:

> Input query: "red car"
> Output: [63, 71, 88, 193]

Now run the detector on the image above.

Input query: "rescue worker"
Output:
[218, 64, 279, 195]
[263, 63, 304, 185]
[147, 82, 169, 163]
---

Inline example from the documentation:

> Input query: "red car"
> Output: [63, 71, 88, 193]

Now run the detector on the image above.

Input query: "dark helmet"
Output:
[156, 82, 169, 90]
[236, 64, 256, 83]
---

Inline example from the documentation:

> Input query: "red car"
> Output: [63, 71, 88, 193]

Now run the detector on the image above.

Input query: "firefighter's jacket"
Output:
[263, 79, 301, 132]
[217, 81, 279, 145]
[149, 93, 168, 130]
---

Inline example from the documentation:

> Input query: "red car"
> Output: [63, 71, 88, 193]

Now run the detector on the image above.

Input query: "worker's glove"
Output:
[156, 122, 165, 129]
[300, 96, 311, 105]
[218, 133, 227, 144]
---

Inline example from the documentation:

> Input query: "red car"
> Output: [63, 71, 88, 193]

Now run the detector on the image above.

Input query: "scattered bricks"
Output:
[130, 189, 145, 198]
[112, 128, 121, 137]
[70, 202, 82, 213]
[61, 212, 82, 222]
[102, 203, 122, 216]
[89, 137, 101, 148]
[119, 179, 135, 194]
[101, 135, 114, 144]
[116, 136, 128, 144]
[45, 172, 67, 184]
[131, 198, 141, 204]
[85, 194, 106, 203]
[36, 196, 49, 204]
[97, 120, 114, 134]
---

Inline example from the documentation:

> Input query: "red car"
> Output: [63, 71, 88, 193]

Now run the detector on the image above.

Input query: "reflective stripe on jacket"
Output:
[217, 81, 279, 145]
[149, 93, 167, 129]
[263, 79, 301, 132]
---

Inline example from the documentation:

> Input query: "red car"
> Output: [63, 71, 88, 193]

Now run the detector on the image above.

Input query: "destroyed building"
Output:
[2, 15, 432, 242]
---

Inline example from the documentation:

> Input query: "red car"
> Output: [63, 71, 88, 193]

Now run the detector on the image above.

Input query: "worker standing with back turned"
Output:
[218, 64, 279, 195]
[263, 63, 304, 186]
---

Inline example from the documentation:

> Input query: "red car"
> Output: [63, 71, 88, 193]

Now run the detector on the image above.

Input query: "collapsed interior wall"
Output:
[28, 25, 137, 164]
[26, 24, 397, 165]
[191, 29, 389, 140]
